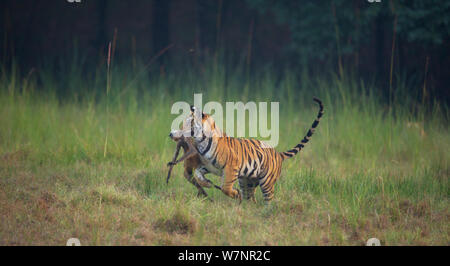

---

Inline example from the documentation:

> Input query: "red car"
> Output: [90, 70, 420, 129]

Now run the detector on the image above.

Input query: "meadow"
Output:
[0, 59, 448, 245]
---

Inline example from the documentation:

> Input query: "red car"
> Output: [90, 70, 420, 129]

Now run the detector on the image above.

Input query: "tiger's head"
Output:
[169, 106, 224, 142]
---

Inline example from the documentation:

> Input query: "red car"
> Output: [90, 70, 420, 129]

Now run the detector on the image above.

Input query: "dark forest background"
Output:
[1, 0, 449, 103]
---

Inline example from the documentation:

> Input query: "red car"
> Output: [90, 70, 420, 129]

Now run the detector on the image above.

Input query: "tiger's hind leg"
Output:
[238, 177, 258, 203]
[258, 173, 277, 203]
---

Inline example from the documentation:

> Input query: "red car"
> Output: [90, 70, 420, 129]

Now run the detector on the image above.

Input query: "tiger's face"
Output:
[169, 106, 223, 141]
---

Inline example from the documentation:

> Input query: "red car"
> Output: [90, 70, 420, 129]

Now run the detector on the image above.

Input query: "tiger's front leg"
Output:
[194, 168, 214, 188]
[184, 166, 209, 198]
[221, 165, 241, 202]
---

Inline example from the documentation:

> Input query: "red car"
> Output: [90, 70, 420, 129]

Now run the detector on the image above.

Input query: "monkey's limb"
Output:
[167, 147, 196, 166]
[166, 138, 198, 184]
[166, 140, 183, 184]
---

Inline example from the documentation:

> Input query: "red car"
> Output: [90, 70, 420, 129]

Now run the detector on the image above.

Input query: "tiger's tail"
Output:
[280, 98, 324, 160]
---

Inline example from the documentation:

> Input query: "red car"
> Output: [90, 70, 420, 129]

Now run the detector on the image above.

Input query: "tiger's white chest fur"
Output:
[195, 138, 223, 176]
[198, 155, 223, 176]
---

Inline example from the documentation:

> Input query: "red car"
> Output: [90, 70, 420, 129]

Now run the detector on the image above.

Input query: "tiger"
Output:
[168, 112, 225, 197]
[174, 98, 324, 203]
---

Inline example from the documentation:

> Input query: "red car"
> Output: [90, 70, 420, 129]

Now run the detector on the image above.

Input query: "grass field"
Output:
[0, 62, 448, 245]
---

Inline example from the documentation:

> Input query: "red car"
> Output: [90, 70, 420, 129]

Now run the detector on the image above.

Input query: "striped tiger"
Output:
[184, 98, 324, 203]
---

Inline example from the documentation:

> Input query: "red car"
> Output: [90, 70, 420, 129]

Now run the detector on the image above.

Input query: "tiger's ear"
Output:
[202, 112, 206, 119]
[190, 105, 195, 113]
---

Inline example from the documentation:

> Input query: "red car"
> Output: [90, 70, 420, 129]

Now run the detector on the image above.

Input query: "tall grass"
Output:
[0, 57, 448, 245]
[1, 58, 447, 167]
